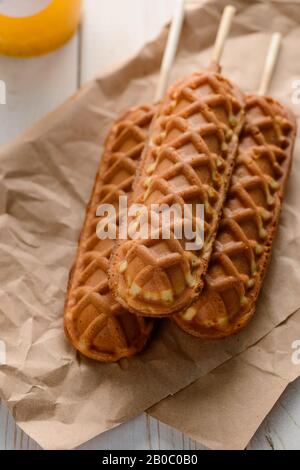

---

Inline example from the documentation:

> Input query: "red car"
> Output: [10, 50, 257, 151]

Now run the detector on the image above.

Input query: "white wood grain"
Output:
[0, 34, 79, 145]
[248, 377, 300, 450]
[80, 0, 176, 84]
[0, 0, 300, 451]
[78, 414, 207, 451]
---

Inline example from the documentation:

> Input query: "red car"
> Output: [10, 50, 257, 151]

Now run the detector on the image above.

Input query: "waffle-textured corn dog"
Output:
[110, 69, 245, 317]
[174, 95, 296, 338]
[64, 106, 155, 362]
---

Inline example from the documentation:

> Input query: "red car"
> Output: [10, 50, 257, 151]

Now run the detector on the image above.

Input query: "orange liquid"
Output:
[0, 0, 82, 57]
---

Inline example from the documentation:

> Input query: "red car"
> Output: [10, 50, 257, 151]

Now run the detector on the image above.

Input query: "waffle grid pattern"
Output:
[175, 95, 296, 338]
[64, 106, 155, 361]
[110, 70, 245, 317]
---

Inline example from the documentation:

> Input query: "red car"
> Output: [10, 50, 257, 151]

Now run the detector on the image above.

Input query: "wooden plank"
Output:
[248, 378, 300, 450]
[0, 34, 79, 145]
[0, 401, 40, 450]
[77, 414, 203, 451]
[80, 0, 176, 83]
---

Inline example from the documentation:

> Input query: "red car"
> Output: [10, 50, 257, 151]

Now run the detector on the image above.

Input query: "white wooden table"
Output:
[0, 0, 299, 451]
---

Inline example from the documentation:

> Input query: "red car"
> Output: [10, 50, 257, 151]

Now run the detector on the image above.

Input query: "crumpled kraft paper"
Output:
[0, 0, 300, 450]
[149, 307, 300, 450]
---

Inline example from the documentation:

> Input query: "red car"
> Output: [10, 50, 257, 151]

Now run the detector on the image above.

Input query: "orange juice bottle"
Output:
[0, 0, 82, 57]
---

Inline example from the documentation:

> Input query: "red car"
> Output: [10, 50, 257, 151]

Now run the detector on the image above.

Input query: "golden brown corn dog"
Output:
[110, 69, 245, 317]
[64, 106, 155, 362]
[174, 95, 296, 338]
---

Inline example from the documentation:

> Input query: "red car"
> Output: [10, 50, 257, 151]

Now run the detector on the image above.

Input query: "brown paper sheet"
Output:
[150, 308, 300, 450]
[0, 0, 300, 450]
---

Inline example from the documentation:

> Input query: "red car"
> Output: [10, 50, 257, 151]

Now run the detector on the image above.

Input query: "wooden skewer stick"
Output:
[211, 5, 236, 65]
[258, 32, 282, 96]
[154, 0, 185, 102]
[155, 3, 237, 102]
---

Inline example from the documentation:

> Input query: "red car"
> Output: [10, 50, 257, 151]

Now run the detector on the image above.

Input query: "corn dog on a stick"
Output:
[174, 34, 297, 338]
[110, 7, 245, 317]
[64, 1, 185, 361]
